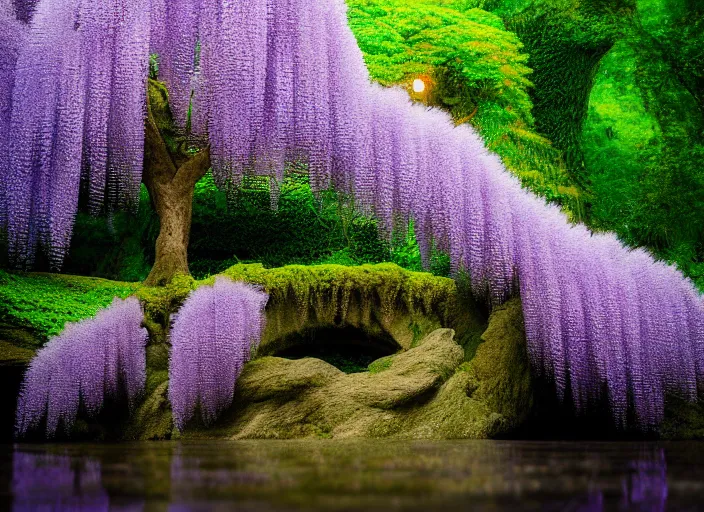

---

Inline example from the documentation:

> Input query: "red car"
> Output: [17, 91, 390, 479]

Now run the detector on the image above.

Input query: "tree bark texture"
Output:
[142, 82, 210, 287]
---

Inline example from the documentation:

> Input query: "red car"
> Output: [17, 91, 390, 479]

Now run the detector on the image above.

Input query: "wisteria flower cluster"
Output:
[154, 0, 704, 428]
[168, 277, 268, 430]
[2, 0, 704, 428]
[15, 297, 148, 437]
[0, 0, 23, 234]
[1, 0, 150, 269]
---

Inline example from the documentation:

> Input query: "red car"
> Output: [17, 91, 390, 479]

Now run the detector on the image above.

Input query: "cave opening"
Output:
[270, 326, 400, 374]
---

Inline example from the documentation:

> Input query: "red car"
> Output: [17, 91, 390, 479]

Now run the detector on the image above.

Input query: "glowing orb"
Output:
[412, 78, 426, 93]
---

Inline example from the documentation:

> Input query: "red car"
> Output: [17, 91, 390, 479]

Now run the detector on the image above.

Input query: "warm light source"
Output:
[412, 78, 426, 93]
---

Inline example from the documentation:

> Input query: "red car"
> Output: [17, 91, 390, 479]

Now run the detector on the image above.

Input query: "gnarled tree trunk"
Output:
[142, 84, 210, 287]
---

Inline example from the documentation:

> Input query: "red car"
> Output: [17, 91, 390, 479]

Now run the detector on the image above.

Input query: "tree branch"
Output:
[144, 99, 178, 186]
[175, 146, 211, 190]
[144, 83, 211, 192]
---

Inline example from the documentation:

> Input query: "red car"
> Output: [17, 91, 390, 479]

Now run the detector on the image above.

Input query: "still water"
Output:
[0, 440, 702, 511]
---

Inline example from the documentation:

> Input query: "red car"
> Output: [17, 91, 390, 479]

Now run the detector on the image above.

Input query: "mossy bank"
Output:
[1, 263, 701, 440]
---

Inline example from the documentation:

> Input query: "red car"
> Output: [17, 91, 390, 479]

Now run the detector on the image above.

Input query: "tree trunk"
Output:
[144, 171, 197, 286]
[142, 85, 210, 287]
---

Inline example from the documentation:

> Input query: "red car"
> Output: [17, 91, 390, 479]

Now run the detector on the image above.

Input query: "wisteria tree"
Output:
[2, 0, 704, 429]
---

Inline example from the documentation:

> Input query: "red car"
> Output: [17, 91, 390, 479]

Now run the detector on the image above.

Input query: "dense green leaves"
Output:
[347, 0, 583, 217]
[579, 0, 704, 288]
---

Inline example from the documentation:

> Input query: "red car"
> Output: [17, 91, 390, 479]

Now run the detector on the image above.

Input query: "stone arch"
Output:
[215, 263, 489, 357]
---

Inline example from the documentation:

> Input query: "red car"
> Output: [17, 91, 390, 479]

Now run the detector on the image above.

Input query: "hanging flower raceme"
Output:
[3, 0, 704, 430]
[15, 297, 148, 437]
[168, 278, 268, 430]
[5, 0, 150, 269]
[0, 0, 24, 232]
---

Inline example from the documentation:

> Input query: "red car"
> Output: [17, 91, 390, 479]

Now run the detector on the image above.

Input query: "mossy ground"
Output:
[0, 269, 137, 346]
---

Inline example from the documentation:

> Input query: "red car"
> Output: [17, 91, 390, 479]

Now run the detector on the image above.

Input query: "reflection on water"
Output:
[2, 441, 703, 511]
[11, 451, 141, 511]
[621, 453, 668, 511]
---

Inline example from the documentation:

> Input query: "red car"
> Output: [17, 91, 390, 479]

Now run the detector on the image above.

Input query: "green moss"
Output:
[124, 381, 174, 441]
[368, 356, 393, 374]
[467, 298, 533, 428]
[216, 262, 484, 356]
[661, 397, 704, 440]
[0, 269, 137, 343]
[219, 262, 457, 320]
[137, 273, 196, 324]
[145, 370, 169, 396]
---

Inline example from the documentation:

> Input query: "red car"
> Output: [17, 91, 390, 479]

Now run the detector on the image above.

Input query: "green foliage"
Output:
[0, 270, 137, 343]
[582, 46, 704, 287]
[467, 0, 704, 288]
[188, 172, 393, 277]
[347, 0, 584, 218]
[500, 0, 632, 189]
[348, 0, 533, 113]
[59, 171, 421, 282]
[637, 0, 704, 111]
[65, 185, 157, 282]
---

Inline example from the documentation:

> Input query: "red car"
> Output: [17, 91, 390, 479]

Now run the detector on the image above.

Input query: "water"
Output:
[1, 440, 703, 511]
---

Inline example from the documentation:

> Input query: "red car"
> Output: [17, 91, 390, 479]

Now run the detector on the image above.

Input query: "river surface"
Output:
[0, 440, 702, 511]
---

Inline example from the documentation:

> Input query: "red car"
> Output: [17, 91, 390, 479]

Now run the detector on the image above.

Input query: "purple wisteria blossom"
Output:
[0, 0, 24, 232]
[1, 0, 703, 429]
[15, 297, 148, 437]
[2, 0, 150, 269]
[169, 277, 268, 429]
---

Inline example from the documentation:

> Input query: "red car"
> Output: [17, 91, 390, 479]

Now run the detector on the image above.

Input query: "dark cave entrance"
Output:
[270, 326, 400, 374]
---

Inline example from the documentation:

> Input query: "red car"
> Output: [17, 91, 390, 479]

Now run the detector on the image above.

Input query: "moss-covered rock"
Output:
[661, 398, 704, 440]
[7, 265, 704, 440]
[0, 265, 534, 440]
[217, 263, 484, 353]
[469, 298, 533, 430]
[124, 381, 174, 441]
[159, 298, 532, 440]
